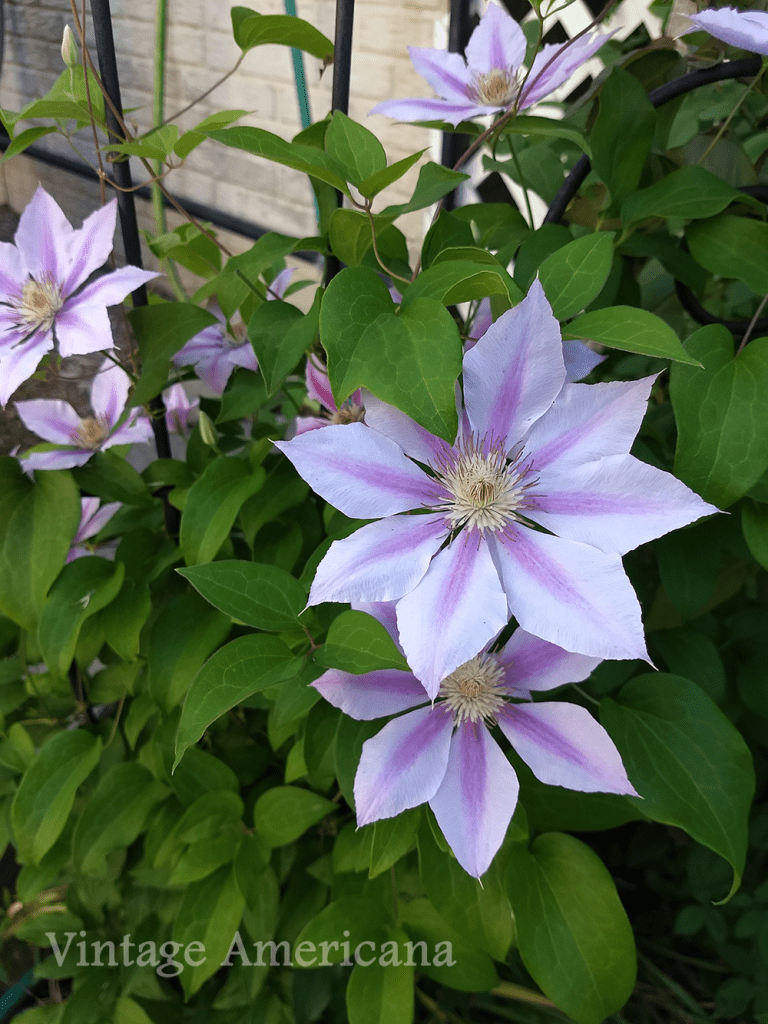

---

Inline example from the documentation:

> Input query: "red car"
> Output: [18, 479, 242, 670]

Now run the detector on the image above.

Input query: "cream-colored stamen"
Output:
[75, 416, 110, 450]
[439, 653, 507, 725]
[470, 67, 523, 108]
[15, 277, 64, 332]
[432, 436, 537, 535]
[330, 402, 365, 425]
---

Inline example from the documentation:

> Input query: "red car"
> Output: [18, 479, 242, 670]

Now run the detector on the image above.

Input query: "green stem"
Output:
[508, 138, 535, 227]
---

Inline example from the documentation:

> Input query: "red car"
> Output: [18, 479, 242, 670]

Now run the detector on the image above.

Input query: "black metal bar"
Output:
[441, 0, 473, 211]
[325, 0, 356, 285]
[544, 56, 763, 224]
[90, 0, 179, 536]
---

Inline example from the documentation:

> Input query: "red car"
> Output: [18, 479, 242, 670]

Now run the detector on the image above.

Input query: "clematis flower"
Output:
[16, 357, 153, 471]
[681, 6, 768, 54]
[276, 281, 717, 695]
[0, 187, 158, 405]
[67, 497, 121, 562]
[293, 354, 365, 435]
[315, 603, 635, 877]
[369, 2, 610, 127]
[174, 268, 294, 394]
[467, 297, 605, 380]
[163, 382, 198, 435]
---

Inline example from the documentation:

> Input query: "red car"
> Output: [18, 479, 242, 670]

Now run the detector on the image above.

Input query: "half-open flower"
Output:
[315, 607, 635, 878]
[16, 358, 153, 471]
[67, 497, 121, 562]
[0, 187, 158, 405]
[369, 1, 610, 126]
[276, 281, 717, 695]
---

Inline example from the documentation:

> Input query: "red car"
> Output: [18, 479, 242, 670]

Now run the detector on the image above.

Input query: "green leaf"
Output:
[178, 560, 306, 630]
[346, 939, 414, 1024]
[506, 832, 636, 1024]
[564, 306, 701, 364]
[380, 162, 469, 219]
[72, 450, 154, 506]
[0, 125, 56, 162]
[72, 763, 166, 876]
[670, 327, 768, 507]
[253, 785, 336, 847]
[101, 578, 152, 660]
[294, 896, 389, 964]
[315, 610, 409, 674]
[38, 557, 125, 677]
[325, 111, 387, 187]
[232, 8, 334, 60]
[12, 731, 101, 864]
[370, 809, 420, 878]
[149, 590, 231, 712]
[174, 865, 246, 997]
[329, 209, 377, 266]
[173, 109, 248, 159]
[742, 499, 768, 570]
[175, 635, 298, 767]
[215, 232, 301, 317]
[358, 150, 426, 200]
[621, 166, 762, 227]
[538, 233, 614, 321]
[687, 213, 768, 294]
[0, 460, 80, 631]
[600, 673, 755, 899]
[107, 124, 180, 160]
[320, 267, 461, 441]
[128, 303, 219, 406]
[399, 899, 498, 992]
[180, 456, 265, 565]
[249, 290, 320, 395]
[204, 126, 350, 195]
[147, 223, 222, 279]
[590, 67, 656, 212]
[502, 114, 591, 155]
[402, 257, 521, 308]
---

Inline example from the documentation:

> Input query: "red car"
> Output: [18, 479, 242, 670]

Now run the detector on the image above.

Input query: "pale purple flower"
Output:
[682, 6, 768, 53]
[467, 297, 606, 380]
[276, 281, 717, 696]
[16, 357, 153, 471]
[0, 187, 158, 405]
[67, 497, 121, 562]
[174, 268, 294, 394]
[293, 355, 365, 435]
[163, 382, 198, 435]
[315, 602, 635, 877]
[369, 2, 610, 126]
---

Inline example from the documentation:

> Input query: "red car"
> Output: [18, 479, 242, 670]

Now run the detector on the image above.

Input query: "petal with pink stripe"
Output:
[313, 667, 427, 720]
[497, 629, 602, 693]
[465, 2, 526, 76]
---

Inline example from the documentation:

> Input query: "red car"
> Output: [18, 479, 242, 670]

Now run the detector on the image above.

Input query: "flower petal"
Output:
[313, 667, 427, 720]
[0, 239, 25, 293]
[524, 376, 655, 474]
[463, 280, 566, 451]
[275, 422, 436, 518]
[369, 97, 488, 127]
[465, 2, 526, 76]
[363, 391, 452, 465]
[60, 200, 117, 296]
[227, 343, 259, 374]
[14, 187, 72, 281]
[396, 535, 508, 698]
[269, 267, 295, 300]
[497, 629, 602, 693]
[498, 700, 637, 795]
[429, 721, 520, 878]
[23, 448, 92, 471]
[408, 47, 473, 102]
[685, 8, 768, 55]
[76, 498, 121, 542]
[15, 399, 82, 443]
[54, 303, 114, 357]
[354, 705, 453, 825]
[308, 512, 446, 606]
[106, 414, 154, 447]
[531, 454, 717, 554]
[353, 600, 401, 649]
[489, 527, 649, 661]
[292, 415, 330, 436]
[562, 339, 605, 381]
[306, 354, 337, 413]
[91, 360, 130, 425]
[520, 33, 610, 108]
[72, 266, 159, 308]
[0, 334, 51, 405]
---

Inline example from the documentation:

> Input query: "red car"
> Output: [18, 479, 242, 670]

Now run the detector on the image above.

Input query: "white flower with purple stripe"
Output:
[276, 280, 717, 696]
[315, 603, 635, 878]
[369, 1, 611, 126]
[0, 187, 158, 405]
[67, 497, 121, 562]
[293, 354, 365, 435]
[16, 357, 153, 471]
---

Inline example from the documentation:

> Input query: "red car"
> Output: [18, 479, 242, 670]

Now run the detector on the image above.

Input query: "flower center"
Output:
[74, 416, 110, 450]
[439, 653, 506, 725]
[224, 322, 249, 350]
[330, 401, 365, 426]
[470, 67, 522, 108]
[432, 436, 537, 535]
[15, 277, 64, 332]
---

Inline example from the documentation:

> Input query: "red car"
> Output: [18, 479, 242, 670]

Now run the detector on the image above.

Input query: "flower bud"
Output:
[197, 409, 219, 448]
[61, 25, 80, 68]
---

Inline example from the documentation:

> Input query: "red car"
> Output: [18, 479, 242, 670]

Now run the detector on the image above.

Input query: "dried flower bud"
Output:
[61, 25, 80, 68]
